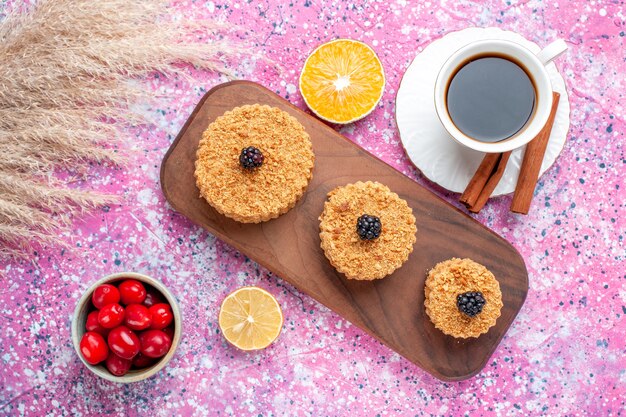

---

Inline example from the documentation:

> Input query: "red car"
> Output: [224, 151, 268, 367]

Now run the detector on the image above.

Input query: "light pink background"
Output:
[1, 0, 625, 415]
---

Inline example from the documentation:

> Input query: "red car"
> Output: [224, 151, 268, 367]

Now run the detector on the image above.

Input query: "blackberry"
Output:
[457, 291, 486, 317]
[356, 214, 381, 240]
[239, 146, 264, 169]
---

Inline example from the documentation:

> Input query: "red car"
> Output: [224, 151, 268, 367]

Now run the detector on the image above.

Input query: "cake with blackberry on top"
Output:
[424, 258, 503, 338]
[319, 181, 417, 280]
[194, 104, 315, 223]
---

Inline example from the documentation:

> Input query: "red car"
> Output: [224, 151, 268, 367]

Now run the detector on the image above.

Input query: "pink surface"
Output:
[1, 1, 625, 416]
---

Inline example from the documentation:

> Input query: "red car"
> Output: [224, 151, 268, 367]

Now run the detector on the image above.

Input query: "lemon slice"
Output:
[218, 286, 283, 350]
[299, 38, 385, 124]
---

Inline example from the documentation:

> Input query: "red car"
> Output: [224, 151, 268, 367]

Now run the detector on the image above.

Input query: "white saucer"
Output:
[396, 27, 570, 196]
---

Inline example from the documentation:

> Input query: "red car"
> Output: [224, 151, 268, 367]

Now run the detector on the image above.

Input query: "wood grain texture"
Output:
[160, 81, 529, 381]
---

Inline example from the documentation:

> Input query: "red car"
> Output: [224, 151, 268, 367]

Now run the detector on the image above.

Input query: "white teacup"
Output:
[434, 39, 567, 153]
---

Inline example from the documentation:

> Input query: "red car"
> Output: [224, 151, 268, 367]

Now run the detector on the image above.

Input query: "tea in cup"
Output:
[434, 39, 567, 153]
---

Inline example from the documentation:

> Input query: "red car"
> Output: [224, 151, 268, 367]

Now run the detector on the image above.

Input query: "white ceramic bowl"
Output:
[71, 272, 181, 383]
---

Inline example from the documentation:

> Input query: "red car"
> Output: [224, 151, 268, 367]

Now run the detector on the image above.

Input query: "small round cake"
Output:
[195, 104, 315, 223]
[319, 181, 417, 280]
[424, 258, 503, 338]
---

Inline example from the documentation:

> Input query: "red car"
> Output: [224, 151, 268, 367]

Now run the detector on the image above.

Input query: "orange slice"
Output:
[299, 39, 385, 124]
[218, 286, 283, 350]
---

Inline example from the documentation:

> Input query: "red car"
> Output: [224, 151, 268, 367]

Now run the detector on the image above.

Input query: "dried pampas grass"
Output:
[0, 0, 239, 260]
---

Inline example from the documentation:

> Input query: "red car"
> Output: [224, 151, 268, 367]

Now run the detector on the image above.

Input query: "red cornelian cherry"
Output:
[139, 330, 172, 358]
[149, 303, 173, 330]
[98, 303, 125, 329]
[105, 352, 132, 376]
[80, 331, 109, 365]
[119, 280, 147, 305]
[92, 284, 120, 309]
[124, 304, 152, 331]
[107, 326, 140, 359]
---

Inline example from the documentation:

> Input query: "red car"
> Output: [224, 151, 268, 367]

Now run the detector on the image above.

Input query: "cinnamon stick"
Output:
[460, 153, 502, 208]
[511, 92, 561, 214]
[468, 151, 512, 213]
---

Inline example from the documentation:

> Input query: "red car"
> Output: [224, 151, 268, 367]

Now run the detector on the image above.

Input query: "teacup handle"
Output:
[536, 39, 568, 65]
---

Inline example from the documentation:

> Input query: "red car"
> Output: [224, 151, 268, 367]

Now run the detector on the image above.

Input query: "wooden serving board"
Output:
[160, 81, 528, 381]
